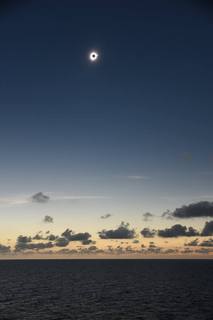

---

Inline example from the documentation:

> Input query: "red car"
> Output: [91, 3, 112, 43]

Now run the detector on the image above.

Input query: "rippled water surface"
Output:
[0, 260, 212, 319]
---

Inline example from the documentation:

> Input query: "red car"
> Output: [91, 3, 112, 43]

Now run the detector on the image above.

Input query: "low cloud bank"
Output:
[98, 222, 136, 239]
[165, 201, 213, 219]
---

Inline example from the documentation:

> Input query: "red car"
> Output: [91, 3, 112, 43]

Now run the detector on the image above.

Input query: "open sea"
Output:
[0, 259, 212, 319]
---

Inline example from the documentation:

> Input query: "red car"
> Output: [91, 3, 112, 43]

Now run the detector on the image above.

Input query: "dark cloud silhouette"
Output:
[43, 215, 53, 223]
[132, 239, 139, 243]
[0, 244, 11, 254]
[33, 232, 44, 240]
[31, 192, 50, 203]
[15, 235, 53, 251]
[142, 212, 153, 221]
[61, 229, 91, 242]
[16, 235, 32, 244]
[185, 239, 199, 246]
[88, 245, 98, 251]
[181, 248, 194, 254]
[81, 239, 94, 245]
[158, 224, 199, 237]
[47, 234, 58, 241]
[141, 228, 156, 238]
[57, 249, 78, 255]
[201, 221, 213, 236]
[200, 239, 213, 247]
[100, 213, 112, 219]
[162, 209, 174, 220]
[164, 248, 179, 254]
[98, 222, 136, 239]
[25, 242, 54, 250]
[195, 248, 213, 254]
[55, 237, 70, 247]
[169, 201, 213, 219]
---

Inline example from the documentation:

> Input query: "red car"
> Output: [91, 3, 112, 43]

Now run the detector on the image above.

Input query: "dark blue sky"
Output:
[0, 0, 213, 210]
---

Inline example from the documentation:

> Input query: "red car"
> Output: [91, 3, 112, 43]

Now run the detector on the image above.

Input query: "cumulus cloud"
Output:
[195, 248, 213, 254]
[162, 210, 174, 220]
[98, 222, 136, 239]
[201, 221, 213, 236]
[141, 228, 156, 238]
[15, 235, 53, 251]
[168, 201, 213, 219]
[100, 214, 112, 219]
[16, 235, 32, 244]
[61, 229, 91, 242]
[88, 245, 98, 251]
[31, 192, 50, 203]
[132, 239, 139, 243]
[33, 232, 44, 240]
[81, 239, 94, 245]
[158, 224, 199, 237]
[25, 242, 54, 250]
[200, 239, 213, 247]
[142, 212, 153, 221]
[185, 239, 199, 246]
[55, 237, 69, 247]
[47, 234, 58, 241]
[0, 244, 11, 254]
[43, 215, 54, 223]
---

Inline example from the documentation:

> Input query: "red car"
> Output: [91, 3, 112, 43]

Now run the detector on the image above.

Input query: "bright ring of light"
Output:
[89, 51, 99, 62]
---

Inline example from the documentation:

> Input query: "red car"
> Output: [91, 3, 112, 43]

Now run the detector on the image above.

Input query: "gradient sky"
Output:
[0, 0, 213, 258]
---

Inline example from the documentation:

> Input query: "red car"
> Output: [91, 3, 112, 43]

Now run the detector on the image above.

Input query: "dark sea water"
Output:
[0, 260, 212, 320]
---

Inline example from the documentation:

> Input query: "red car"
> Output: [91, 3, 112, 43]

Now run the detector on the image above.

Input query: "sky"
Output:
[0, 0, 213, 258]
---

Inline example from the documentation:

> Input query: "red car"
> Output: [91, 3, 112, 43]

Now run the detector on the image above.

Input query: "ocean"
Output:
[0, 259, 212, 319]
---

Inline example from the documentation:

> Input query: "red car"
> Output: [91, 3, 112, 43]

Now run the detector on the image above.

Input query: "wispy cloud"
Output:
[54, 195, 109, 201]
[127, 175, 150, 180]
[0, 196, 29, 206]
[0, 193, 109, 207]
[100, 213, 112, 219]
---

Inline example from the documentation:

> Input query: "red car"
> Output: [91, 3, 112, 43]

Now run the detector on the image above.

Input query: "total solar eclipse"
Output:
[89, 51, 99, 62]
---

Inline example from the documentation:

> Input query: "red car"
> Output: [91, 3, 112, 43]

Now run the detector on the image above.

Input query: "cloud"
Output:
[181, 248, 194, 254]
[127, 175, 150, 180]
[81, 239, 94, 245]
[16, 235, 32, 244]
[31, 192, 50, 203]
[43, 215, 53, 223]
[0, 196, 29, 206]
[162, 210, 174, 220]
[47, 234, 58, 241]
[141, 228, 156, 238]
[54, 195, 109, 201]
[185, 239, 199, 246]
[158, 224, 199, 237]
[0, 244, 11, 254]
[98, 222, 136, 239]
[88, 245, 98, 251]
[132, 239, 139, 243]
[24, 242, 54, 250]
[168, 201, 213, 219]
[142, 212, 153, 221]
[15, 235, 53, 251]
[100, 214, 112, 219]
[199, 239, 213, 247]
[55, 237, 70, 247]
[0, 193, 109, 207]
[195, 248, 213, 254]
[61, 229, 91, 242]
[201, 221, 213, 236]
[33, 232, 44, 240]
